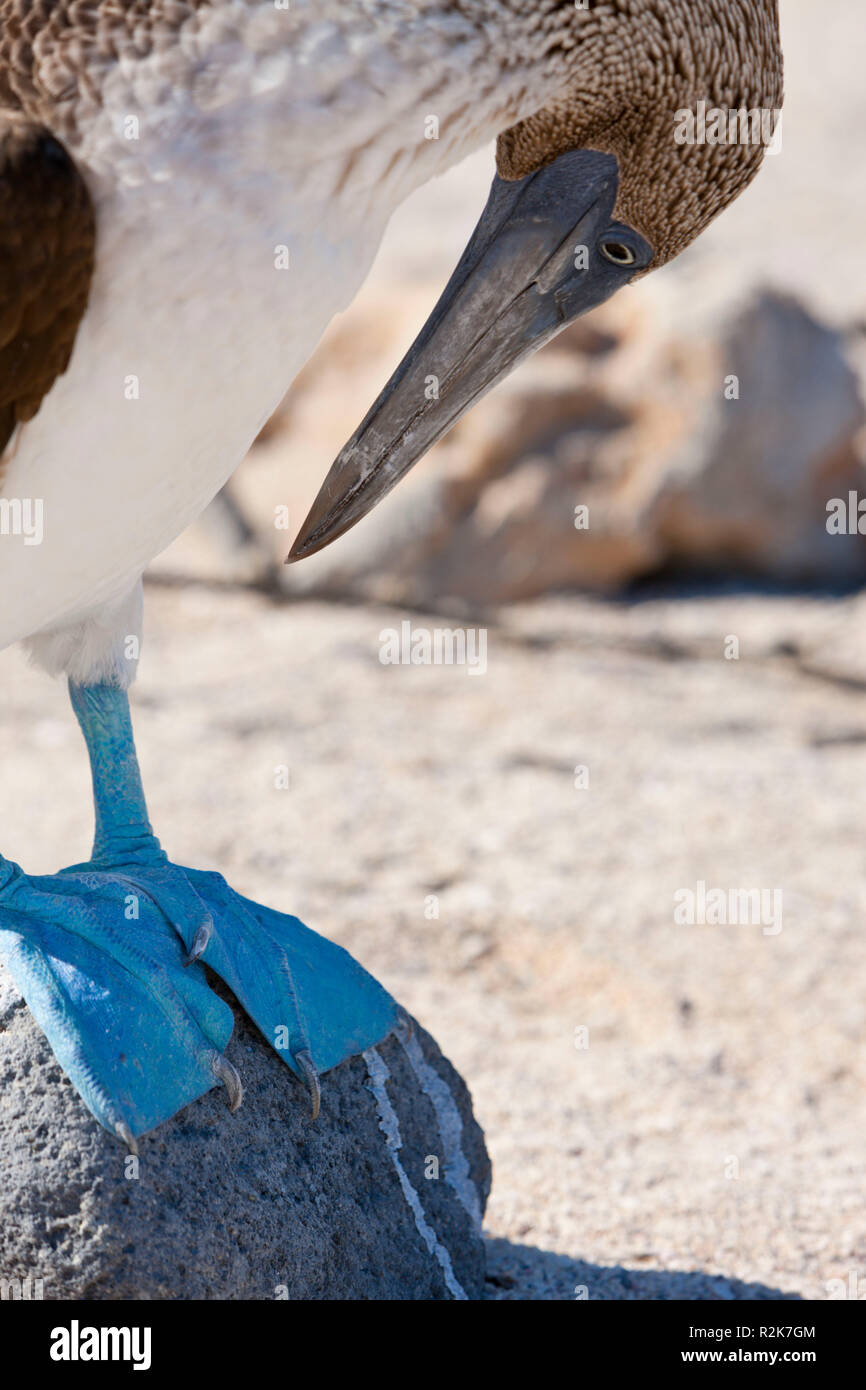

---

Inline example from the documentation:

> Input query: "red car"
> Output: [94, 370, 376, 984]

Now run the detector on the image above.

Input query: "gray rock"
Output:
[0, 969, 490, 1300]
[652, 291, 866, 586]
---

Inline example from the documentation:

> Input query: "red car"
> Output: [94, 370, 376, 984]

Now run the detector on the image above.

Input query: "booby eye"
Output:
[600, 238, 637, 267]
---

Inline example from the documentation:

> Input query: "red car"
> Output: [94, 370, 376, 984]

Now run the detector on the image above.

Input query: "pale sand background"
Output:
[1, 0, 864, 1298]
[2, 590, 865, 1299]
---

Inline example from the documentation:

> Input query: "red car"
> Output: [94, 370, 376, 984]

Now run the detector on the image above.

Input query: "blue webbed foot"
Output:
[1, 679, 400, 1142]
[77, 857, 401, 1115]
[0, 858, 240, 1147]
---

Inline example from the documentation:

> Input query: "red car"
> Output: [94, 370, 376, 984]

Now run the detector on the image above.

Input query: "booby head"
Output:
[289, 0, 783, 561]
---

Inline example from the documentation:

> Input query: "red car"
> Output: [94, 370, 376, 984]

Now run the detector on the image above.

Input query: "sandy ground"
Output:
[2, 583, 864, 1300]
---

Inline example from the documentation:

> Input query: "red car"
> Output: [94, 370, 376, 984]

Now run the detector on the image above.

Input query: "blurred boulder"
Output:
[651, 293, 866, 587]
[276, 288, 866, 604]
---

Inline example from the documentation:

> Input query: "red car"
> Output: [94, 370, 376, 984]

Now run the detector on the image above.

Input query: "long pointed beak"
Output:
[288, 148, 650, 563]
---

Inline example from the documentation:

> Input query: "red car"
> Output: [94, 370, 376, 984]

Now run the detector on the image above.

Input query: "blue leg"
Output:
[0, 683, 244, 1145]
[64, 681, 399, 1121]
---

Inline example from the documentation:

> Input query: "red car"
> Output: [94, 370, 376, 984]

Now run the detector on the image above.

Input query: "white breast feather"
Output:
[0, 0, 553, 678]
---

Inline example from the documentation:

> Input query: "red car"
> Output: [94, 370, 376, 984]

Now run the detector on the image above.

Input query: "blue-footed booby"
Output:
[0, 1, 783, 1146]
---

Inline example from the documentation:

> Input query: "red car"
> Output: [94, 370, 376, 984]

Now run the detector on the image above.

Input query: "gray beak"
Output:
[288, 148, 651, 562]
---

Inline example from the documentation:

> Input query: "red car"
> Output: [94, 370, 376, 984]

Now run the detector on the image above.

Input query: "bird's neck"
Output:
[3, 2, 586, 217]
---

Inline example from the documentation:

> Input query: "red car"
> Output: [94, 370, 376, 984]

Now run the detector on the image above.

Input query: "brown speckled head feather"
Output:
[0, 111, 95, 467]
[496, 0, 783, 269]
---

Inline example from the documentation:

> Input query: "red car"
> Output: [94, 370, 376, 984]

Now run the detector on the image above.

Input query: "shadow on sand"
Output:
[483, 1237, 802, 1301]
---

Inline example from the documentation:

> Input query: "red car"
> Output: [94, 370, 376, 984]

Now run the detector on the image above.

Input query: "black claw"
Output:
[184, 919, 213, 967]
[212, 1052, 243, 1111]
[115, 1121, 139, 1156]
[293, 1048, 321, 1120]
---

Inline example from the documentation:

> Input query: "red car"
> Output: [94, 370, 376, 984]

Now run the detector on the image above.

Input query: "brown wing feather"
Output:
[0, 110, 95, 465]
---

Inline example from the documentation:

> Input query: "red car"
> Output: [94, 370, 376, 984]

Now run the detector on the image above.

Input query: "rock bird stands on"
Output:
[0, 0, 783, 1147]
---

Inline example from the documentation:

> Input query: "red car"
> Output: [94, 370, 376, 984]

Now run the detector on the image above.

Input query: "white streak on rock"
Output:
[363, 1046, 467, 1300]
[401, 1032, 483, 1233]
